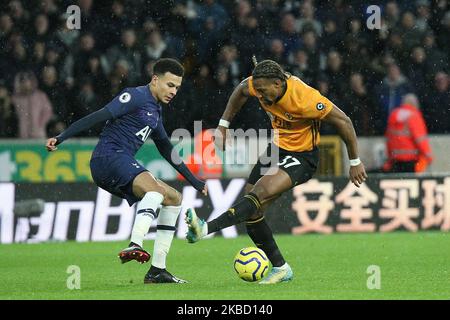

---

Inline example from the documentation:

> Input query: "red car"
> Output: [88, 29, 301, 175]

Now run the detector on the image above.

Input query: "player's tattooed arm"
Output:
[214, 78, 250, 151]
[322, 104, 368, 187]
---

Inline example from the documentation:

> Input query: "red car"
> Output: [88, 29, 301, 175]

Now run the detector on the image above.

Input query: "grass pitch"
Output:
[1, 232, 449, 300]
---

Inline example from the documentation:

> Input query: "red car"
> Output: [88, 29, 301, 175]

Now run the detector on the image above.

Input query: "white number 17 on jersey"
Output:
[277, 155, 301, 168]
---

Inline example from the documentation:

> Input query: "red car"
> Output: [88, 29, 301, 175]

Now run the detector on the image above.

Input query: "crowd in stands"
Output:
[0, 0, 449, 139]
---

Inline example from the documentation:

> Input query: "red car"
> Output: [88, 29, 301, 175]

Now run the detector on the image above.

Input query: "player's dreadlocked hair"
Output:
[251, 58, 289, 81]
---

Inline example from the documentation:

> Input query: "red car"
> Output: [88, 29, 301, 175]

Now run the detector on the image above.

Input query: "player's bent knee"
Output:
[249, 185, 270, 203]
[163, 189, 182, 207]
[247, 212, 263, 222]
[244, 183, 254, 194]
[171, 190, 182, 206]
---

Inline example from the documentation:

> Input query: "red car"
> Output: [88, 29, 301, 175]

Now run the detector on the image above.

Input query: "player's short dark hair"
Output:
[252, 60, 288, 81]
[153, 58, 184, 77]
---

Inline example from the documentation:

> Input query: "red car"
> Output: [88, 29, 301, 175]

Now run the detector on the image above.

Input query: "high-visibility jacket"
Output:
[178, 130, 223, 180]
[384, 103, 433, 172]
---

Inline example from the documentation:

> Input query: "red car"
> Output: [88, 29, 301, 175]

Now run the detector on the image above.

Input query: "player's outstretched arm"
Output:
[45, 108, 113, 152]
[322, 105, 368, 187]
[214, 78, 250, 151]
[45, 87, 141, 152]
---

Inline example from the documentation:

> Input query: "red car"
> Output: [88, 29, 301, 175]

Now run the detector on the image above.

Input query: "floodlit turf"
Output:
[1, 232, 449, 300]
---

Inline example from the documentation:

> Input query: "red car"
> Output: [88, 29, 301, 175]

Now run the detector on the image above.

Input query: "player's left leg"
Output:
[244, 184, 286, 266]
[119, 171, 166, 264]
[186, 168, 293, 242]
[144, 179, 187, 284]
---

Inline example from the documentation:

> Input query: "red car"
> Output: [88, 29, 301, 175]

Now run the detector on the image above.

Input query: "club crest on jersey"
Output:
[135, 126, 151, 142]
[316, 102, 325, 111]
[284, 112, 293, 120]
[119, 92, 131, 103]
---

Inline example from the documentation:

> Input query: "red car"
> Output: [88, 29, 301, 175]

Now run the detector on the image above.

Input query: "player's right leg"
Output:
[118, 172, 166, 264]
[186, 167, 293, 242]
[244, 189, 293, 284]
[144, 179, 187, 284]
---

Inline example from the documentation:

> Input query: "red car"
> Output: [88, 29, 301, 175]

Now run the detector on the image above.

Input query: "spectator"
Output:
[343, 17, 369, 52]
[424, 72, 450, 133]
[406, 46, 430, 99]
[320, 18, 343, 53]
[230, 12, 265, 76]
[110, 59, 131, 89]
[8, 0, 29, 30]
[415, 0, 432, 32]
[30, 14, 51, 45]
[7, 32, 30, 76]
[54, 13, 80, 51]
[40, 65, 69, 124]
[201, 66, 234, 129]
[72, 79, 101, 137]
[229, 0, 252, 31]
[142, 29, 173, 62]
[12, 71, 53, 138]
[384, 1, 401, 30]
[376, 63, 413, 129]
[324, 50, 348, 102]
[191, 63, 215, 114]
[30, 41, 46, 76]
[386, 31, 410, 70]
[422, 31, 448, 74]
[300, 30, 322, 74]
[0, 0, 448, 138]
[191, 0, 229, 35]
[98, 0, 130, 50]
[0, 81, 17, 137]
[0, 14, 14, 57]
[77, 0, 98, 32]
[278, 13, 301, 58]
[267, 38, 288, 68]
[343, 73, 382, 136]
[294, 1, 322, 36]
[383, 93, 433, 173]
[85, 52, 109, 102]
[102, 28, 142, 85]
[397, 11, 424, 52]
[436, 11, 450, 54]
[216, 44, 242, 87]
[194, 15, 224, 63]
[288, 49, 315, 85]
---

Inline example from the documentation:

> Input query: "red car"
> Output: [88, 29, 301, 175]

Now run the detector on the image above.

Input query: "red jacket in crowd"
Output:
[383, 103, 433, 172]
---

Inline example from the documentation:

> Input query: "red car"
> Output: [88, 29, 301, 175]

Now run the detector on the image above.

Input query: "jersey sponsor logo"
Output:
[135, 126, 152, 142]
[285, 112, 293, 120]
[119, 92, 131, 103]
[131, 162, 141, 169]
[316, 102, 325, 111]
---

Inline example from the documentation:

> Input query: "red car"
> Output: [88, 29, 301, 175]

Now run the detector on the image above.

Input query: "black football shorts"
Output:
[248, 143, 319, 186]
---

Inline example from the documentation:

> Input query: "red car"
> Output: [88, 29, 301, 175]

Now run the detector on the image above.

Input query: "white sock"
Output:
[130, 191, 164, 247]
[152, 205, 181, 269]
[201, 223, 208, 237]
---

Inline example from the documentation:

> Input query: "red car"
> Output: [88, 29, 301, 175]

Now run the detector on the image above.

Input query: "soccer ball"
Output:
[233, 247, 269, 282]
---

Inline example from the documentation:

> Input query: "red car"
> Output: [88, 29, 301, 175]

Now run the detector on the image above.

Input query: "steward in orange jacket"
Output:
[383, 94, 433, 173]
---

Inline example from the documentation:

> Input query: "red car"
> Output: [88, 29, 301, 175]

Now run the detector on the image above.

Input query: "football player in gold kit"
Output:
[186, 60, 367, 284]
